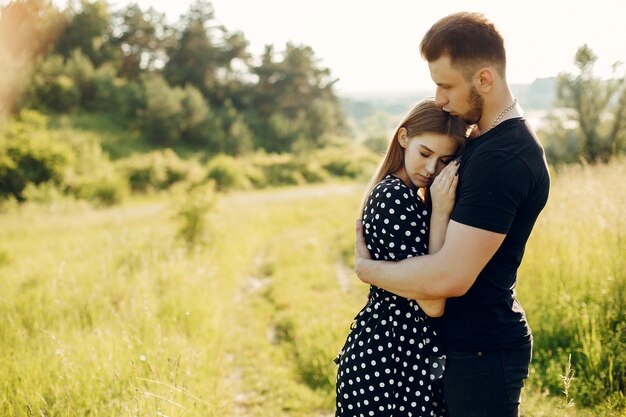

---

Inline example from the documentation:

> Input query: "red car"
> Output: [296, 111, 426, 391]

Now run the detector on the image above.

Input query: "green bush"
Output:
[205, 154, 250, 191]
[117, 156, 156, 192]
[263, 161, 305, 186]
[175, 182, 217, 248]
[247, 153, 300, 187]
[297, 159, 330, 183]
[363, 135, 389, 155]
[314, 145, 378, 180]
[201, 151, 330, 190]
[0, 110, 134, 206]
[242, 163, 267, 188]
[68, 174, 129, 206]
[116, 149, 202, 192]
[21, 181, 67, 204]
[0, 111, 73, 200]
[242, 145, 376, 189]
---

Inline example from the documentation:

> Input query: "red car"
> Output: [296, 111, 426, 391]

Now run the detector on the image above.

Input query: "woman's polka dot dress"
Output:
[335, 175, 447, 417]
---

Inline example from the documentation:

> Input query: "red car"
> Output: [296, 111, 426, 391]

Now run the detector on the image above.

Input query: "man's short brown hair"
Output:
[420, 12, 506, 81]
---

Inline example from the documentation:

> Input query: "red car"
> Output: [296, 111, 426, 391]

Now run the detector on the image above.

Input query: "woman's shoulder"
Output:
[365, 175, 419, 213]
[370, 175, 415, 200]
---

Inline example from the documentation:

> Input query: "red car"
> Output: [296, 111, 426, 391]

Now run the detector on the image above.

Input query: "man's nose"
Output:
[434, 87, 448, 108]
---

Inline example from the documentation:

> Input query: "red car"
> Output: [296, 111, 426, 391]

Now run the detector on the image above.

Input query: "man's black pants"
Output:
[443, 341, 532, 417]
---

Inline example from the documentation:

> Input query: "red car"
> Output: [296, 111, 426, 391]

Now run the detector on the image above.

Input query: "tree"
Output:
[140, 76, 184, 146]
[110, 4, 171, 79]
[250, 43, 346, 152]
[557, 45, 626, 162]
[164, 13, 215, 93]
[163, 0, 250, 107]
[22, 54, 81, 112]
[53, 0, 116, 67]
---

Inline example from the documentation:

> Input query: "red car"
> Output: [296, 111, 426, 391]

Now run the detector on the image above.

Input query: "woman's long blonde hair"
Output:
[360, 97, 467, 213]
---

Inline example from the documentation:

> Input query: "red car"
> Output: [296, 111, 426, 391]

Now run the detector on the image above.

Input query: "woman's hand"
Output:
[430, 160, 460, 218]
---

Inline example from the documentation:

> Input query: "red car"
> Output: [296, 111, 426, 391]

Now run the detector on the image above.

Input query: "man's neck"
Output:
[477, 88, 520, 133]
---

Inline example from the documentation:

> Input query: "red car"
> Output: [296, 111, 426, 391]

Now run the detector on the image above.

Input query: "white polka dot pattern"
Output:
[335, 175, 446, 417]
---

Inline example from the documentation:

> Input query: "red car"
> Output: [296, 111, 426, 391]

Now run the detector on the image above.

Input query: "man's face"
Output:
[428, 55, 483, 125]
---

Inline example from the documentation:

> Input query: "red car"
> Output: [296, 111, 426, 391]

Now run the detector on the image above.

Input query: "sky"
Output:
[54, 0, 626, 94]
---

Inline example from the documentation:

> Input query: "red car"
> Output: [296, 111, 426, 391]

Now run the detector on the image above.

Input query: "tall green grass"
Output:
[0, 200, 225, 415]
[0, 161, 624, 416]
[518, 161, 625, 415]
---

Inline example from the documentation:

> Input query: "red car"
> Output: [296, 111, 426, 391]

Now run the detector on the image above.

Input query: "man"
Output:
[354, 12, 550, 417]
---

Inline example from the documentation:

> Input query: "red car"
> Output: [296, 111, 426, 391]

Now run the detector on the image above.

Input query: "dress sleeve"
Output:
[362, 181, 429, 261]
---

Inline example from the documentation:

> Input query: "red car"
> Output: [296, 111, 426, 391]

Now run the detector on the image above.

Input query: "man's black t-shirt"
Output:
[442, 117, 550, 352]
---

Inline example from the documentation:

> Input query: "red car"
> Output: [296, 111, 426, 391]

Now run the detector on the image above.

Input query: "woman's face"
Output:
[395, 130, 458, 188]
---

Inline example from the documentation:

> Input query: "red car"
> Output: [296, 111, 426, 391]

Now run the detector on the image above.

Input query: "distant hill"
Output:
[340, 77, 558, 139]
[510, 77, 558, 110]
[340, 77, 558, 121]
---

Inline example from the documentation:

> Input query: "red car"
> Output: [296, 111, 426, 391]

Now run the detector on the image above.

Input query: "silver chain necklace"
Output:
[477, 98, 518, 137]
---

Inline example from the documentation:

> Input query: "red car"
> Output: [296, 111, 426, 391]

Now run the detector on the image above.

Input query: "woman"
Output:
[335, 98, 467, 417]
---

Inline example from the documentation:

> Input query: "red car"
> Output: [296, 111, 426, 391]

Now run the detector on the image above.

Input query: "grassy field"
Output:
[0, 160, 624, 416]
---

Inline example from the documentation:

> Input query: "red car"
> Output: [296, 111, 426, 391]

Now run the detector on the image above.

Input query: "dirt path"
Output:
[213, 183, 362, 416]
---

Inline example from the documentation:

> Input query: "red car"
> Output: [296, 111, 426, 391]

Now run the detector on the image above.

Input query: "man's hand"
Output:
[355, 219, 371, 284]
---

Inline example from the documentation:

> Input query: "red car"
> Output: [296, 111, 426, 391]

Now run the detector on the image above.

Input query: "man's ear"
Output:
[398, 127, 409, 148]
[475, 67, 494, 93]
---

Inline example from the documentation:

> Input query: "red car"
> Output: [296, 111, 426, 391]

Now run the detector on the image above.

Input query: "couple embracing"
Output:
[335, 12, 550, 417]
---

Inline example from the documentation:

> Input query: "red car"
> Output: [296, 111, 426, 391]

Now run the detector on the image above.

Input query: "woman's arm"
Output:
[414, 162, 459, 317]
[428, 161, 459, 253]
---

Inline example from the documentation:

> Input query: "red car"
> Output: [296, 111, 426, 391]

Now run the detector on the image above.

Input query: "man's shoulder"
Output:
[475, 119, 539, 152]
[466, 119, 548, 175]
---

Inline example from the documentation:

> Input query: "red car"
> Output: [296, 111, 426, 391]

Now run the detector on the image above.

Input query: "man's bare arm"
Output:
[414, 208, 450, 316]
[414, 165, 458, 317]
[355, 219, 506, 300]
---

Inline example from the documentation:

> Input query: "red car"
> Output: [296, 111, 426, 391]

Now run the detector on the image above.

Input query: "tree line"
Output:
[0, 0, 625, 207]
[4, 0, 347, 155]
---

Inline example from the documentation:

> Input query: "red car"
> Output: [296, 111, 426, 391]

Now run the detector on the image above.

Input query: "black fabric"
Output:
[444, 118, 550, 351]
[442, 342, 532, 417]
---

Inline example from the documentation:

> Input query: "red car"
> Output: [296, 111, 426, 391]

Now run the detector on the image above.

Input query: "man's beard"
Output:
[463, 86, 483, 125]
